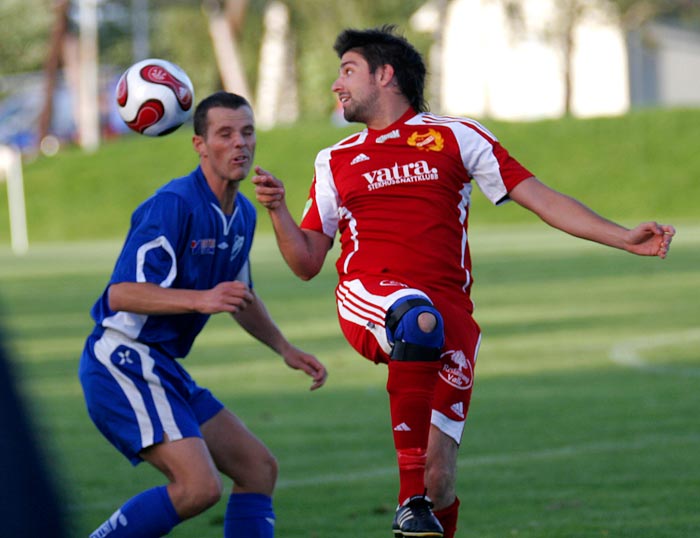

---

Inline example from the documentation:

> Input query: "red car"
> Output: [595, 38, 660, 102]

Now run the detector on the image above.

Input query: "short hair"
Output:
[333, 24, 427, 112]
[193, 91, 252, 136]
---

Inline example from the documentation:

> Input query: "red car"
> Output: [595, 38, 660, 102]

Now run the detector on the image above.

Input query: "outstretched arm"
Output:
[108, 280, 254, 315]
[252, 166, 333, 280]
[509, 176, 675, 258]
[233, 290, 328, 391]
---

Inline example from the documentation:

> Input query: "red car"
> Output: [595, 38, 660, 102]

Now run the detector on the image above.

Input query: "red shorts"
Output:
[335, 277, 481, 443]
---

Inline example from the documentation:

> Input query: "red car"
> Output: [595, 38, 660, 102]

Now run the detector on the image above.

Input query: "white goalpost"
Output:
[0, 145, 29, 255]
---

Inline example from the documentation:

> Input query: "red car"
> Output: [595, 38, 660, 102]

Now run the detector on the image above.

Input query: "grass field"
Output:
[1, 223, 698, 537]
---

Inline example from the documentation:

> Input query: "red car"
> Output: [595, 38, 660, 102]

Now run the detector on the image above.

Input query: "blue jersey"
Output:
[90, 166, 256, 359]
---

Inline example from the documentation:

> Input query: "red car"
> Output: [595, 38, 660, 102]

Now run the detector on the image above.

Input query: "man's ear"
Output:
[192, 135, 206, 157]
[376, 63, 397, 88]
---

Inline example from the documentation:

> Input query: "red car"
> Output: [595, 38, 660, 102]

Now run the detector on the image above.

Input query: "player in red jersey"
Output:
[253, 25, 675, 538]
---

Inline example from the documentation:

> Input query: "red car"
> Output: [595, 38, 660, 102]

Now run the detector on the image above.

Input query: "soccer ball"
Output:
[115, 58, 195, 136]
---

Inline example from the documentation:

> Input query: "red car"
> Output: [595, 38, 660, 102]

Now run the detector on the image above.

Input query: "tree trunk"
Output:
[38, 0, 70, 146]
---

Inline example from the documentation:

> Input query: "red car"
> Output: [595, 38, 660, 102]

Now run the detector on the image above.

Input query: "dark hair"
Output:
[193, 91, 252, 136]
[333, 24, 427, 112]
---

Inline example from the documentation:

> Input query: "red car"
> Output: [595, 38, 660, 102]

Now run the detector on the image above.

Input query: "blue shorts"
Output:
[79, 328, 224, 465]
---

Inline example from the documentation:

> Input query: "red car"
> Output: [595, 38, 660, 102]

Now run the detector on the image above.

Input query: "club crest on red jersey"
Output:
[439, 349, 473, 390]
[407, 129, 444, 152]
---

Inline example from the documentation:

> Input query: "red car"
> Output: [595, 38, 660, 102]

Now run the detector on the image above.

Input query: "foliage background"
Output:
[0, 0, 430, 119]
[2, 0, 700, 124]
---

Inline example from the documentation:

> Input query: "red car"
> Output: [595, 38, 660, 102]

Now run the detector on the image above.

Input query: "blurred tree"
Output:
[148, 3, 222, 102]
[500, 0, 604, 116]
[118, 0, 427, 118]
[0, 0, 54, 78]
[38, 0, 70, 143]
[611, 0, 700, 28]
[1, 0, 429, 121]
[281, 0, 427, 117]
[202, 0, 252, 99]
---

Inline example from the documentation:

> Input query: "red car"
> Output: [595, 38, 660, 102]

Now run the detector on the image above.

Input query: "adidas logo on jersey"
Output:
[451, 402, 465, 418]
[351, 153, 370, 165]
[393, 422, 412, 432]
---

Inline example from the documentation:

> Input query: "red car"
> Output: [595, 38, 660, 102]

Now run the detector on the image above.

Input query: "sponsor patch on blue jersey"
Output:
[190, 238, 216, 255]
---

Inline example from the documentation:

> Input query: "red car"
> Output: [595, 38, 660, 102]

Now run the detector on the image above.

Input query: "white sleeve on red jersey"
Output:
[300, 146, 340, 238]
[458, 123, 532, 205]
[417, 114, 533, 205]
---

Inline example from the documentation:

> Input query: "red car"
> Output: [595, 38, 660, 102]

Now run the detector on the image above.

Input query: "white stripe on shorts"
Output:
[336, 279, 431, 357]
[94, 329, 183, 449]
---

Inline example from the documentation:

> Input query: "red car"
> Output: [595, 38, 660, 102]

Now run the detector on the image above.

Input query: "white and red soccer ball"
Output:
[115, 58, 194, 136]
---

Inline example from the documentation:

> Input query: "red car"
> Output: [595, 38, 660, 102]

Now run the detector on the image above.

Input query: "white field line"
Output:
[276, 432, 700, 490]
[72, 431, 700, 514]
[609, 328, 700, 376]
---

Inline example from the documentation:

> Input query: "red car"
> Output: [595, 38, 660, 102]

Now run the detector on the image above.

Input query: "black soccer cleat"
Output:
[392, 495, 444, 538]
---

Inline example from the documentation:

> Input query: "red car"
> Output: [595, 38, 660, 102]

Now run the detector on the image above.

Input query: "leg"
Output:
[386, 298, 445, 537]
[81, 333, 223, 537]
[87, 438, 219, 537]
[141, 435, 223, 519]
[201, 407, 278, 494]
[426, 426, 461, 538]
[201, 408, 278, 538]
[425, 425, 458, 510]
[335, 280, 446, 537]
[386, 297, 445, 504]
[423, 304, 481, 538]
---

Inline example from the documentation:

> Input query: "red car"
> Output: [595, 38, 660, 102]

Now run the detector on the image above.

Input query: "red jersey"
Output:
[301, 109, 532, 303]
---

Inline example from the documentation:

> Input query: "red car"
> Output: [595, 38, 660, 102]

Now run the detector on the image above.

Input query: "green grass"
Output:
[1, 224, 698, 537]
[0, 107, 697, 536]
[1, 107, 699, 245]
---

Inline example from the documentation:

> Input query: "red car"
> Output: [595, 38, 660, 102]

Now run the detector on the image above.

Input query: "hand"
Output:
[281, 345, 328, 391]
[252, 166, 286, 210]
[624, 222, 676, 259]
[197, 281, 254, 314]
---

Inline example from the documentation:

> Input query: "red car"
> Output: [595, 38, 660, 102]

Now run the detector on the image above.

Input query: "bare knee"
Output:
[417, 311, 437, 333]
[203, 409, 279, 495]
[170, 472, 223, 519]
[235, 450, 279, 495]
[263, 452, 279, 487]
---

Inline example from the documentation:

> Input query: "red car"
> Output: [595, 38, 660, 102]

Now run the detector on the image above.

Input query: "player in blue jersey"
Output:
[79, 91, 328, 538]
